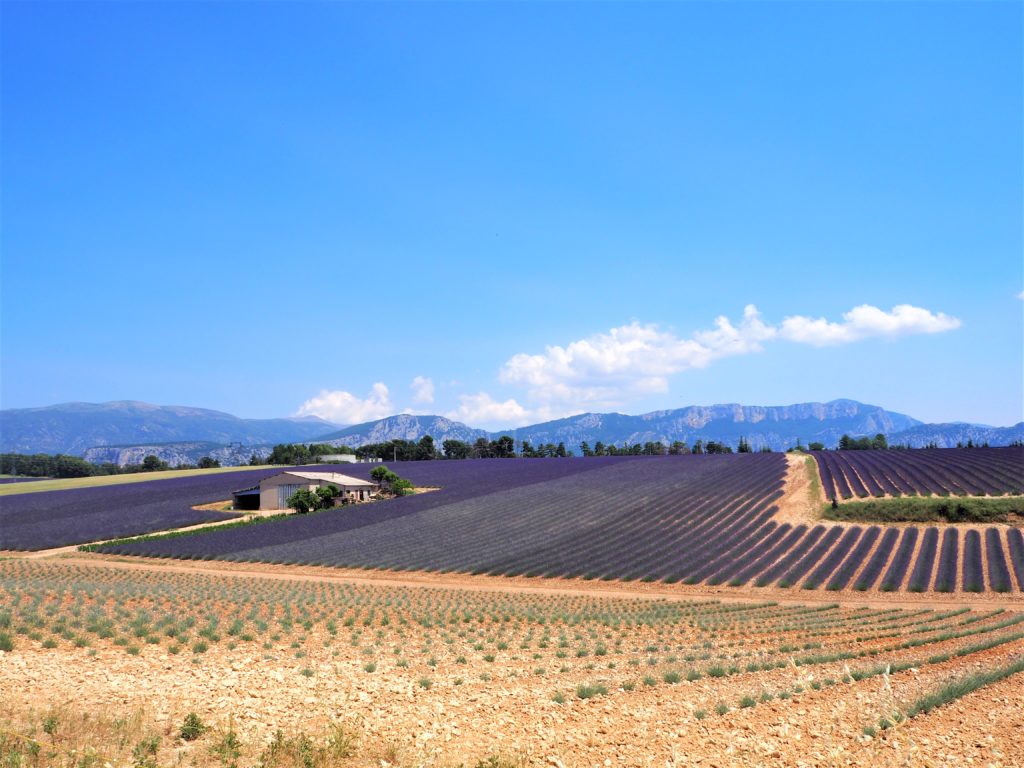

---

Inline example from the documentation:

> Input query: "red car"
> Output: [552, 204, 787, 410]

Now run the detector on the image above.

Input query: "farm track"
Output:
[30, 553, 1024, 611]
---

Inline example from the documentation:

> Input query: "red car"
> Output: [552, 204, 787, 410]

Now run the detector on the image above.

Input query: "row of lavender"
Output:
[813, 447, 1024, 500]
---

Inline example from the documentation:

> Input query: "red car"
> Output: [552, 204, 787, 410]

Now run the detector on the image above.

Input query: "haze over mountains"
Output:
[1, 399, 1021, 466]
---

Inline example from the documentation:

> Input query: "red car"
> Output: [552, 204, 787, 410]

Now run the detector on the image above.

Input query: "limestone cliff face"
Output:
[318, 415, 488, 448]
[82, 442, 272, 467]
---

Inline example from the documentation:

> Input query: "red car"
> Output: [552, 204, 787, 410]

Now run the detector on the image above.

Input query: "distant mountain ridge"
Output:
[0, 401, 339, 455]
[318, 414, 488, 447]
[1, 399, 1020, 465]
[506, 400, 922, 453]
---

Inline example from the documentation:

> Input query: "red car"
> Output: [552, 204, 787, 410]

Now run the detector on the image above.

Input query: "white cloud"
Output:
[410, 375, 435, 404]
[445, 392, 559, 428]
[779, 304, 961, 346]
[500, 304, 777, 408]
[1017, 290, 1024, 300]
[296, 382, 393, 425]
[499, 303, 960, 410]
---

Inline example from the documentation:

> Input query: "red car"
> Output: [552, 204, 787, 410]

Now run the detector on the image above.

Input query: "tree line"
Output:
[0, 452, 222, 478]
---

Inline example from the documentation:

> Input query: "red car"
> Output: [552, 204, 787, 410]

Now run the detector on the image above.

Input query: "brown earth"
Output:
[1, 557, 1022, 768]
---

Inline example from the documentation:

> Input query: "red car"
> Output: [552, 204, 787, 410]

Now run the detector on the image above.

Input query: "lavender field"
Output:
[8, 452, 1023, 593]
[0, 467, 292, 550]
[99, 454, 1024, 593]
[813, 447, 1024, 500]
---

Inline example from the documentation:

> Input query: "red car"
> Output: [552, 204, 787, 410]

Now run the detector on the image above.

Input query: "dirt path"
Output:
[39, 553, 1024, 611]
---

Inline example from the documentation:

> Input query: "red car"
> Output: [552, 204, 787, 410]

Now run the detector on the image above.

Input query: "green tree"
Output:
[416, 435, 437, 461]
[197, 456, 221, 469]
[286, 488, 318, 514]
[371, 466, 398, 486]
[141, 455, 169, 472]
[491, 436, 515, 458]
[442, 439, 471, 459]
[390, 478, 414, 496]
[315, 484, 341, 509]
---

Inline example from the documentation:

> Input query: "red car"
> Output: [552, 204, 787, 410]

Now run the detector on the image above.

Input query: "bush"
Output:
[575, 683, 607, 699]
[180, 712, 207, 742]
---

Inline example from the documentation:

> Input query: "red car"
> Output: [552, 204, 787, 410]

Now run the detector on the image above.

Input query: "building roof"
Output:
[274, 471, 376, 488]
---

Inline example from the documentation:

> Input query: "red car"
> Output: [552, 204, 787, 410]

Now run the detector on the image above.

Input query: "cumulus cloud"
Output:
[296, 382, 393, 425]
[500, 303, 960, 409]
[410, 375, 435, 404]
[778, 304, 961, 346]
[444, 392, 556, 427]
[500, 304, 777, 407]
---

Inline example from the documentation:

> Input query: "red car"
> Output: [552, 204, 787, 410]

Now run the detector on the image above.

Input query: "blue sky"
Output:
[2, 2, 1021, 428]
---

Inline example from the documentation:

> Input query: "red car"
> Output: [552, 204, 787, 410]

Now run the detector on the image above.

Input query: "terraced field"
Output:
[0, 559, 1021, 766]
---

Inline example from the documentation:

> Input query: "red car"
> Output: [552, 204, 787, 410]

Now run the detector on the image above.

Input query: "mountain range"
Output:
[0, 401, 339, 456]
[1, 399, 1021, 466]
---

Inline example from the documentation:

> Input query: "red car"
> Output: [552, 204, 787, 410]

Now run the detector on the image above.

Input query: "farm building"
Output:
[241, 471, 377, 511]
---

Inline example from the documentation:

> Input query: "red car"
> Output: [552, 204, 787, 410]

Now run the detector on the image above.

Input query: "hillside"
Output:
[0, 401, 338, 455]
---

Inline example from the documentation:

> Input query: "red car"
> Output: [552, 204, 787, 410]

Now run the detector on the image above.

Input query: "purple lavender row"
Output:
[933, 529, 959, 593]
[1006, 528, 1024, 591]
[879, 528, 919, 592]
[825, 526, 880, 590]
[984, 528, 1012, 593]
[853, 527, 900, 591]
[802, 527, 862, 589]
[962, 529, 984, 592]
[907, 527, 939, 592]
